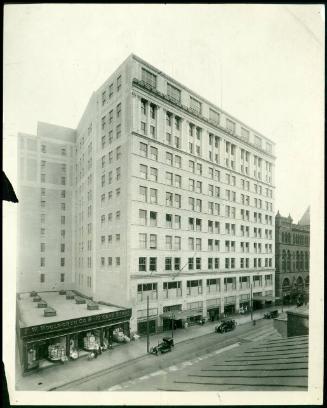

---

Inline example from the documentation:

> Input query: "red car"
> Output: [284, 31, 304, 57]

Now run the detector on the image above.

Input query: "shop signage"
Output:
[20, 309, 132, 337]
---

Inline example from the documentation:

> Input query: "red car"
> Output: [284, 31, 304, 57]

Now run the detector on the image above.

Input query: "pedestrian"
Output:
[184, 321, 188, 329]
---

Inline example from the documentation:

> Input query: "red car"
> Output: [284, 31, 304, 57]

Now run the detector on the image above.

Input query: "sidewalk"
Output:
[16, 304, 295, 391]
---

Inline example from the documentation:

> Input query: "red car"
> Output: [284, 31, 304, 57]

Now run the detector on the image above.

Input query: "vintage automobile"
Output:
[215, 319, 237, 333]
[263, 310, 279, 319]
[150, 337, 174, 355]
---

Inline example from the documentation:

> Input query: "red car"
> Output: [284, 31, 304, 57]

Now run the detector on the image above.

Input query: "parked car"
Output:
[150, 337, 174, 355]
[215, 319, 237, 333]
[264, 310, 279, 319]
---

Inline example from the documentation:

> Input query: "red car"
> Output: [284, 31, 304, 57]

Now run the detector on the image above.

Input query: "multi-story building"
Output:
[275, 208, 310, 304]
[18, 54, 276, 335]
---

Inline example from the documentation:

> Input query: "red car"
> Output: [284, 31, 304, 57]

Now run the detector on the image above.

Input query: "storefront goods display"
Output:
[48, 344, 66, 361]
[113, 328, 130, 343]
[83, 332, 100, 350]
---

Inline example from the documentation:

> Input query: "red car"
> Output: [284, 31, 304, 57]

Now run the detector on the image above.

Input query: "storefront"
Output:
[16, 291, 132, 374]
[136, 307, 158, 335]
[161, 305, 183, 331]
[253, 293, 276, 310]
[224, 296, 236, 316]
[206, 298, 220, 321]
[239, 294, 250, 314]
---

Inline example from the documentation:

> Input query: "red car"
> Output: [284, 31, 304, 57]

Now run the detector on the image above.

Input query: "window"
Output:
[196, 258, 201, 270]
[150, 104, 156, 119]
[150, 167, 158, 182]
[141, 99, 147, 115]
[40, 257, 45, 267]
[150, 188, 157, 204]
[150, 234, 157, 249]
[150, 211, 157, 227]
[166, 152, 173, 165]
[166, 214, 172, 228]
[116, 103, 121, 118]
[117, 75, 121, 91]
[116, 257, 120, 266]
[139, 186, 147, 202]
[150, 125, 156, 139]
[60, 258, 65, 267]
[174, 236, 181, 250]
[116, 124, 121, 139]
[149, 257, 157, 272]
[165, 235, 173, 250]
[167, 83, 181, 102]
[140, 142, 148, 157]
[175, 194, 181, 208]
[139, 257, 146, 272]
[60, 243, 65, 252]
[165, 257, 172, 271]
[139, 233, 147, 249]
[109, 84, 113, 98]
[150, 146, 158, 161]
[166, 112, 172, 127]
[166, 172, 173, 185]
[188, 258, 194, 270]
[226, 119, 235, 133]
[174, 257, 181, 271]
[241, 127, 249, 141]
[139, 209, 147, 225]
[141, 122, 146, 135]
[166, 192, 173, 206]
[209, 108, 219, 124]
[142, 68, 157, 88]
[190, 96, 202, 114]
[140, 164, 148, 179]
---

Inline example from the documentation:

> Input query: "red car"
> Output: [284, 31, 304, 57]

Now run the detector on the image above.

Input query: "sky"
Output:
[3, 4, 325, 222]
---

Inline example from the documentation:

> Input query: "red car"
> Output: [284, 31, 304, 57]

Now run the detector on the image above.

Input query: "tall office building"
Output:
[18, 54, 276, 334]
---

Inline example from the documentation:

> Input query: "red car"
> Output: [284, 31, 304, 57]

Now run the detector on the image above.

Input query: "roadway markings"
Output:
[107, 342, 240, 391]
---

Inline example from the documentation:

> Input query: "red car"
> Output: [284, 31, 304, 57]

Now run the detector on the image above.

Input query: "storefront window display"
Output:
[48, 336, 67, 362]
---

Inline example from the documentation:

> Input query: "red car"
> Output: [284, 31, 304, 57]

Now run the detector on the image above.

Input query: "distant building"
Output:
[275, 208, 310, 304]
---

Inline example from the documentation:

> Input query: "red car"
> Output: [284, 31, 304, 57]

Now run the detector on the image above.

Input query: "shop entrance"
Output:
[208, 307, 220, 321]
[137, 320, 156, 335]
[239, 302, 250, 314]
[253, 300, 263, 310]
[224, 304, 235, 316]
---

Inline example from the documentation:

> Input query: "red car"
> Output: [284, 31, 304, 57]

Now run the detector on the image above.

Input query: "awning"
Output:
[252, 295, 277, 302]
[160, 309, 202, 320]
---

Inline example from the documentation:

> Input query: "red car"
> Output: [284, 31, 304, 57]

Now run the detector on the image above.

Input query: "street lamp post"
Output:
[146, 295, 150, 353]
[171, 313, 174, 338]
[250, 283, 253, 321]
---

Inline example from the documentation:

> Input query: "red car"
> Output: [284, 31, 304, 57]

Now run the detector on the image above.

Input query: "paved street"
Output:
[116, 334, 308, 391]
[16, 306, 295, 391]
[49, 318, 280, 391]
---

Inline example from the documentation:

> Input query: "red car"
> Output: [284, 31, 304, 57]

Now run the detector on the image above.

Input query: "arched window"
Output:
[287, 250, 291, 271]
[296, 276, 304, 290]
[281, 232, 285, 243]
[282, 278, 291, 290]
[296, 251, 300, 270]
[282, 250, 286, 272]
[305, 252, 309, 270]
[300, 252, 304, 271]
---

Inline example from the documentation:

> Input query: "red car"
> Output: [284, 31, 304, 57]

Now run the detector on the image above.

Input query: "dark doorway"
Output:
[137, 320, 156, 335]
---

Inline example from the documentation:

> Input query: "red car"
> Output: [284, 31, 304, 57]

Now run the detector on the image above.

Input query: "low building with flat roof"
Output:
[16, 290, 131, 374]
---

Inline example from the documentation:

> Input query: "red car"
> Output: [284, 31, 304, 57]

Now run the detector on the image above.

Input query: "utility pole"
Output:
[250, 283, 253, 321]
[281, 289, 284, 313]
[146, 295, 149, 353]
[171, 313, 174, 338]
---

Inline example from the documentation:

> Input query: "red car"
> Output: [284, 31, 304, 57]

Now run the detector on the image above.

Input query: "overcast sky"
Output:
[3, 4, 325, 222]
